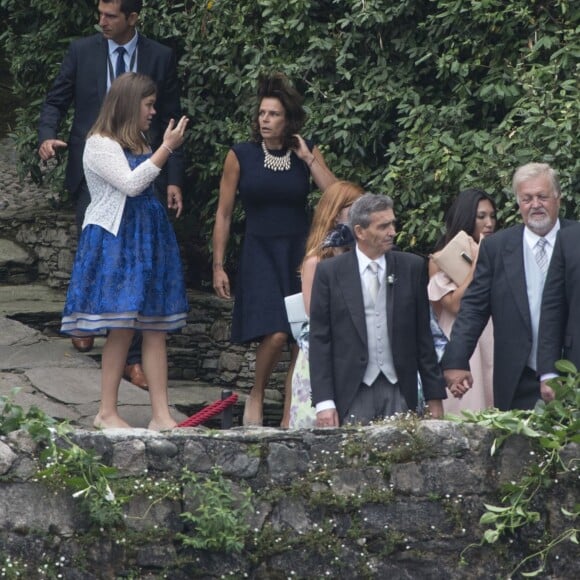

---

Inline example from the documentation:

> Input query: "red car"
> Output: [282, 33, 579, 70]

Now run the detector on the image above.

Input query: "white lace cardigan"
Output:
[82, 134, 161, 236]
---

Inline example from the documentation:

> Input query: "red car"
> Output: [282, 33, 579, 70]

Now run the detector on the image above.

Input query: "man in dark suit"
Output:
[309, 193, 446, 427]
[38, 0, 184, 388]
[538, 222, 580, 393]
[441, 162, 571, 410]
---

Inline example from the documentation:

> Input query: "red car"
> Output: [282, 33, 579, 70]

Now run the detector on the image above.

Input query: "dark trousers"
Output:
[511, 366, 541, 410]
[75, 181, 142, 365]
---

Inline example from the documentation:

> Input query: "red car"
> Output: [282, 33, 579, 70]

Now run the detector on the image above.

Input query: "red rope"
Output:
[177, 393, 238, 428]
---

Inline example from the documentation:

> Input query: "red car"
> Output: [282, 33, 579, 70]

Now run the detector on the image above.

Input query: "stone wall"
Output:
[0, 208, 76, 289]
[0, 422, 578, 579]
[168, 290, 292, 393]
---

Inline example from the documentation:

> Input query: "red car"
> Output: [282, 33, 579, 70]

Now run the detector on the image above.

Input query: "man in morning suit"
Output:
[537, 221, 580, 391]
[38, 0, 184, 388]
[309, 193, 446, 427]
[441, 163, 572, 410]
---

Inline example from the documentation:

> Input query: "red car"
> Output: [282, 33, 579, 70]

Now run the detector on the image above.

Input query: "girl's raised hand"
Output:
[163, 116, 189, 151]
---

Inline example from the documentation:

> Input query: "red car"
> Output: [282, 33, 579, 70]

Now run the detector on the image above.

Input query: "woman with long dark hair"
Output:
[429, 188, 497, 413]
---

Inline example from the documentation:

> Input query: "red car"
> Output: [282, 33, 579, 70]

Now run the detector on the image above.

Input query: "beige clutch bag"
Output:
[431, 230, 473, 286]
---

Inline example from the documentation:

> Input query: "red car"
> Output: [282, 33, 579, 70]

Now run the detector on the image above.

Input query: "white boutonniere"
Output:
[387, 274, 396, 285]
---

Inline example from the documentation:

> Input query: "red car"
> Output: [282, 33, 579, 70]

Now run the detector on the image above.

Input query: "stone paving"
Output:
[0, 137, 229, 430]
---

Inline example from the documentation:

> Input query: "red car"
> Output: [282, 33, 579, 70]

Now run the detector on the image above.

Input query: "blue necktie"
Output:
[115, 46, 126, 78]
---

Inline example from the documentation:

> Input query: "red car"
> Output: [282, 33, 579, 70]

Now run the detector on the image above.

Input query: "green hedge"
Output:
[1, 0, 578, 270]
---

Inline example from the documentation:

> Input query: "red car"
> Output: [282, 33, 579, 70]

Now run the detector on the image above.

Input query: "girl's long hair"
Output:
[88, 72, 156, 152]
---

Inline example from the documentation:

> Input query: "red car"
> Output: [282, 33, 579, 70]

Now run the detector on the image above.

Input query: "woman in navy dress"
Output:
[61, 73, 189, 430]
[212, 73, 336, 427]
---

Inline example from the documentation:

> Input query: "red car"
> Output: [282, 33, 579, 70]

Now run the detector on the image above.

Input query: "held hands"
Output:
[38, 139, 67, 161]
[444, 369, 473, 399]
[162, 116, 189, 153]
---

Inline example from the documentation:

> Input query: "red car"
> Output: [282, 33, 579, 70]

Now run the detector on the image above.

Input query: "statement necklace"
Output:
[262, 140, 291, 171]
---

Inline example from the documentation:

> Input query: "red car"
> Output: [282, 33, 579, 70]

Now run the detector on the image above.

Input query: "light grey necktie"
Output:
[367, 261, 380, 303]
[534, 237, 548, 277]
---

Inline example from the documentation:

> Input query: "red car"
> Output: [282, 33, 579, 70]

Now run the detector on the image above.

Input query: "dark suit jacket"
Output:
[440, 219, 574, 410]
[309, 249, 446, 421]
[38, 33, 183, 195]
[538, 222, 580, 374]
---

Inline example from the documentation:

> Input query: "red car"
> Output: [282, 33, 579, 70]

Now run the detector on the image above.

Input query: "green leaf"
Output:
[483, 504, 510, 513]
[555, 360, 578, 374]
[480, 512, 499, 524]
[483, 529, 500, 544]
[521, 568, 544, 577]
[561, 507, 578, 518]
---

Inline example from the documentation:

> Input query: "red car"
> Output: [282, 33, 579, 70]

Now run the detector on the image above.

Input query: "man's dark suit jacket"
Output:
[538, 222, 580, 375]
[309, 249, 446, 421]
[38, 33, 183, 195]
[440, 219, 573, 411]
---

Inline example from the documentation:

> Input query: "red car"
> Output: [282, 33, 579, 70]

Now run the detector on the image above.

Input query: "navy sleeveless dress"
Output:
[230, 141, 313, 344]
[61, 151, 188, 335]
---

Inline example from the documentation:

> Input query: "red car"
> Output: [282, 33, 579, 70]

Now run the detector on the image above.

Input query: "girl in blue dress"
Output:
[61, 73, 189, 430]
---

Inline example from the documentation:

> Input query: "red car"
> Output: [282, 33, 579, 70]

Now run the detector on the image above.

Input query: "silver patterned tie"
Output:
[534, 237, 548, 277]
[367, 261, 380, 303]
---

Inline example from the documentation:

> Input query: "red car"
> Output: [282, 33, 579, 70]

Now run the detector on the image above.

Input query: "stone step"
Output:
[0, 283, 64, 334]
[0, 239, 38, 284]
[82, 337, 283, 426]
[0, 283, 286, 423]
[0, 318, 281, 430]
[169, 379, 283, 428]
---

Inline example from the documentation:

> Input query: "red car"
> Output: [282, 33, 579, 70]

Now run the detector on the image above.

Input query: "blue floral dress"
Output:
[61, 151, 188, 335]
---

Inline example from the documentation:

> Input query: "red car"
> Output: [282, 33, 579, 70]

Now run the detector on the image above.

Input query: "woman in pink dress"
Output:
[428, 188, 497, 414]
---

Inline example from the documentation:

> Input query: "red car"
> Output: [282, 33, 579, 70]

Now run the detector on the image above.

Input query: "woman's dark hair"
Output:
[433, 188, 497, 252]
[250, 73, 306, 148]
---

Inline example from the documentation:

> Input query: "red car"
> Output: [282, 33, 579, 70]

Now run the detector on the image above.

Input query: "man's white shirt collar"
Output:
[108, 31, 139, 60]
[356, 245, 386, 276]
[524, 218, 560, 250]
